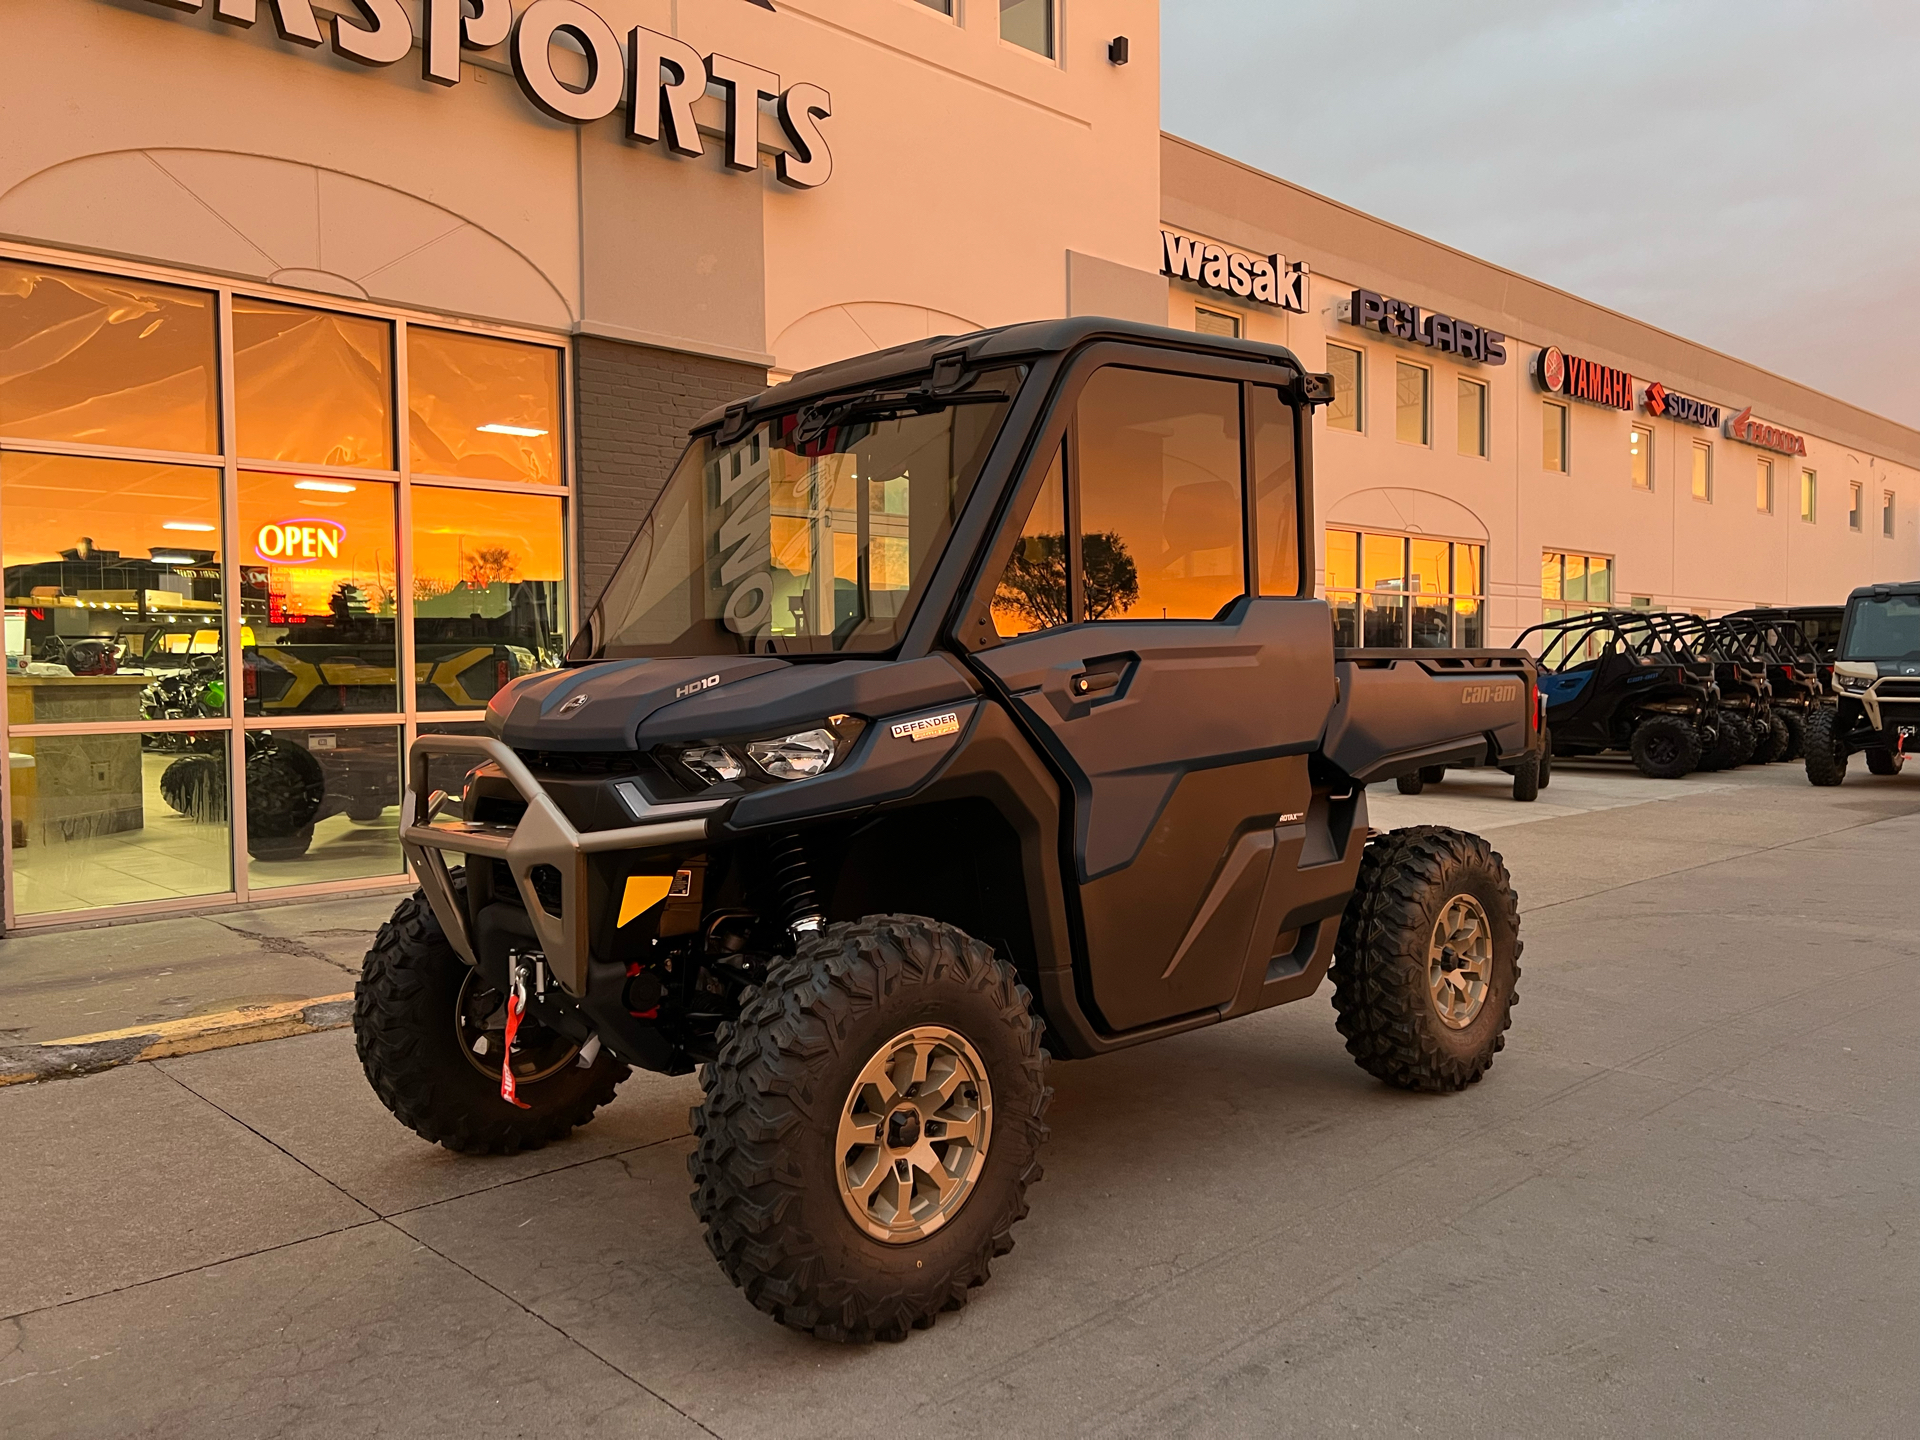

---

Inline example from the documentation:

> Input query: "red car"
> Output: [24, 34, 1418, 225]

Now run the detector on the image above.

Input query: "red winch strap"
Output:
[500, 993, 531, 1109]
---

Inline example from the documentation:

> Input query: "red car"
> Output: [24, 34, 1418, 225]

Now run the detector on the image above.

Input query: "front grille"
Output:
[1877, 679, 1920, 698]
[514, 749, 643, 775]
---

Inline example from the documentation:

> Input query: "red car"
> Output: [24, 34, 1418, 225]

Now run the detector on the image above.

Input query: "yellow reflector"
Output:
[617, 875, 675, 928]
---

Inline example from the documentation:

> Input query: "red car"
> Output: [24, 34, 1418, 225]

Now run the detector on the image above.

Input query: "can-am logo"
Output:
[255, 518, 345, 564]
[1536, 346, 1632, 411]
[1460, 684, 1520, 705]
[1643, 381, 1720, 429]
[1161, 231, 1308, 312]
[1724, 407, 1808, 457]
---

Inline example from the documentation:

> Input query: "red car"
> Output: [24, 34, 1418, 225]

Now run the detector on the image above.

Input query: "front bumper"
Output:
[399, 734, 725, 995]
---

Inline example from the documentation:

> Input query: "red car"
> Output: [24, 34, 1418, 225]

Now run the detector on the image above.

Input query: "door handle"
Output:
[1069, 670, 1121, 698]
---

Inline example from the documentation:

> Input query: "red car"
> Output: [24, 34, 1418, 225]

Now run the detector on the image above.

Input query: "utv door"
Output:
[970, 355, 1333, 1032]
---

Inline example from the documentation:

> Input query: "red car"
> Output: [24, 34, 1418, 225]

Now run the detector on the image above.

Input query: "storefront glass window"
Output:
[243, 725, 403, 890]
[412, 485, 566, 709]
[408, 327, 561, 485]
[0, 261, 220, 455]
[234, 299, 393, 469]
[7, 732, 232, 916]
[1330, 528, 1485, 649]
[2, 452, 226, 696]
[240, 472, 399, 714]
[1001, 0, 1053, 57]
[1541, 550, 1613, 623]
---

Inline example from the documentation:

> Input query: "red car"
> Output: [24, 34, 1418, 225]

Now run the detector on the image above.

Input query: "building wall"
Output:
[1159, 135, 1920, 636]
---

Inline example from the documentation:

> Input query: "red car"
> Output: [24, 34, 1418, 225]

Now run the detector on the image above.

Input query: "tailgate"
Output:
[1322, 650, 1537, 785]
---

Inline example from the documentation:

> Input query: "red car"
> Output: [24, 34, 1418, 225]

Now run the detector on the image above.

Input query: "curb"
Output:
[0, 993, 356, 1087]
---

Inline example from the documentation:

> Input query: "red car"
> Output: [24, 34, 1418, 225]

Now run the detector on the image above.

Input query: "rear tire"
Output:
[1727, 713, 1758, 767]
[1630, 714, 1699, 779]
[1756, 713, 1791, 764]
[1331, 827, 1521, 1092]
[1781, 710, 1806, 762]
[1865, 746, 1905, 776]
[1803, 707, 1847, 786]
[690, 916, 1049, 1342]
[1510, 749, 1539, 802]
[1697, 715, 1741, 773]
[354, 882, 627, 1153]
[1395, 773, 1426, 795]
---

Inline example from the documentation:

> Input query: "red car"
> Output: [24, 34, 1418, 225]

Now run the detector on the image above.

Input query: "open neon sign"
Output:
[255, 519, 347, 565]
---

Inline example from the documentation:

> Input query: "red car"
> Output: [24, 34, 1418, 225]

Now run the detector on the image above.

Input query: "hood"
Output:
[490, 656, 788, 751]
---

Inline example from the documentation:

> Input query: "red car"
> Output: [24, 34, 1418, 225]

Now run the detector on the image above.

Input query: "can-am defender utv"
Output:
[353, 318, 1535, 1341]
[1512, 610, 1716, 778]
[1804, 580, 1920, 785]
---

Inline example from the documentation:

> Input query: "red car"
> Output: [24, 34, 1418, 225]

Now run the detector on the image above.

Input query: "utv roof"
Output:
[1846, 580, 1920, 601]
[691, 316, 1314, 434]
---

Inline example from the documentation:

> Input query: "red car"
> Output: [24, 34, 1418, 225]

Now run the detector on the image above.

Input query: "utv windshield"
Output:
[581, 369, 1020, 657]
[1841, 594, 1920, 662]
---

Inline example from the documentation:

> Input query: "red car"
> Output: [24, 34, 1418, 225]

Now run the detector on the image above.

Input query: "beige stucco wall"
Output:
[1159, 135, 1920, 633]
[0, 1, 1162, 374]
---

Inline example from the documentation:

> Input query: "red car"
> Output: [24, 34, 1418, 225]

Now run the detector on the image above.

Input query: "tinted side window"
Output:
[1250, 386, 1299, 596]
[1075, 368, 1245, 622]
[990, 441, 1068, 637]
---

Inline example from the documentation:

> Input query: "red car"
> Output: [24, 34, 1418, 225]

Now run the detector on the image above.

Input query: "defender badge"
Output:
[891, 711, 960, 742]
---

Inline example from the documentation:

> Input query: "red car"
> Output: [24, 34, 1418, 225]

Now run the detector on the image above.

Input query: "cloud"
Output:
[1163, 0, 1920, 425]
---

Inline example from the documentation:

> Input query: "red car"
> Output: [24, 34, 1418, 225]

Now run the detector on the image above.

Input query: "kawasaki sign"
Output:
[1161, 231, 1309, 312]
[135, 0, 834, 187]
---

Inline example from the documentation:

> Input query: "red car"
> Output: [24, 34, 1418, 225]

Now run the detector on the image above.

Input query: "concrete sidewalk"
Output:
[0, 766, 1913, 1437]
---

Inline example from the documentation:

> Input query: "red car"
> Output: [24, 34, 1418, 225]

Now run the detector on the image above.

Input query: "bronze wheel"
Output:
[836, 1026, 993, 1244]
[1427, 894, 1493, 1028]
[454, 967, 579, 1085]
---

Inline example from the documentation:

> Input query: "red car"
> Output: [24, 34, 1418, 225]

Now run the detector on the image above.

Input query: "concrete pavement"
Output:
[0, 764, 1914, 1438]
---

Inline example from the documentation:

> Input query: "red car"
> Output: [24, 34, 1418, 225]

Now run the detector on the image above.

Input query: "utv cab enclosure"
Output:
[1804, 580, 1920, 784]
[354, 318, 1533, 1341]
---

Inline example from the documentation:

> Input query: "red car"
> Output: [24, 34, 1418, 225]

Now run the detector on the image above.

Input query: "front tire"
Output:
[1756, 713, 1792, 764]
[1537, 728, 1553, 789]
[1395, 772, 1426, 795]
[1630, 714, 1699, 779]
[1781, 710, 1806, 762]
[1510, 748, 1539, 802]
[689, 915, 1049, 1342]
[1866, 745, 1905, 776]
[1331, 827, 1521, 1092]
[1804, 707, 1847, 786]
[353, 885, 627, 1153]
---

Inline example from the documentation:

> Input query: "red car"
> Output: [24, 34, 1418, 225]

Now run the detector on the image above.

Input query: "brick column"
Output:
[572, 336, 767, 609]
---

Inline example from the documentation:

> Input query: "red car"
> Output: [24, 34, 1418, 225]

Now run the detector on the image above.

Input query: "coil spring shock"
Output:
[768, 832, 824, 939]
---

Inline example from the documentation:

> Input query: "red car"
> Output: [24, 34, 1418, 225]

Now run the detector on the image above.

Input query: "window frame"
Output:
[1801, 468, 1818, 524]
[1457, 376, 1488, 459]
[1540, 548, 1616, 622]
[0, 240, 573, 928]
[1886, 490, 1897, 539]
[1194, 306, 1240, 339]
[1630, 425, 1653, 491]
[1324, 342, 1364, 435]
[1757, 457, 1774, 514]
[976, 349, 1315, 641]
[1395, 360, 1431, 447]
[1542, 399, 1569, 473]
[1848, 480, 1864, 531]
[1691, 440, 1713, 502]
[998, 0, 1057, 60]
[1324, 525, 1488, 649]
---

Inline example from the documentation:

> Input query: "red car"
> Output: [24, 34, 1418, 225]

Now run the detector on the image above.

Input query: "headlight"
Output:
[1838, 674, 1873, 692]
[747, 728, 839, 779]
[680, 745, 743, 784]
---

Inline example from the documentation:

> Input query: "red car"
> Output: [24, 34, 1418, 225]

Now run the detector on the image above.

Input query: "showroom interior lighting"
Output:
[293, 479, 357, 493]
[163, 521, 216, 531]
[477, 423, 548, 437]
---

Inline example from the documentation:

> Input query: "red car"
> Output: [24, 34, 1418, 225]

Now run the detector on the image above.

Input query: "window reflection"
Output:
[239, 472, 398, 714]
[1, 452, 225, 707]
[8, 733, 232, 915]
[409, 327, 561, 484]
[234, 299, 393, 468]
[0, 261, 219, 454]
[244, 726, 402, 885]
[991, 443, 1068, 637]
[412, 485, 565, 709]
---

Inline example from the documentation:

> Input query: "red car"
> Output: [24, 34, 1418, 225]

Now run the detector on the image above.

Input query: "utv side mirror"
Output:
[1300, 372, 1336, 408]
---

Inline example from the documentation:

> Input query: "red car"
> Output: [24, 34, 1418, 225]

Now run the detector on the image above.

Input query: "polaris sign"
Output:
[1160, 231, 1308, 312]
[1343, 289, 1508, 365]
